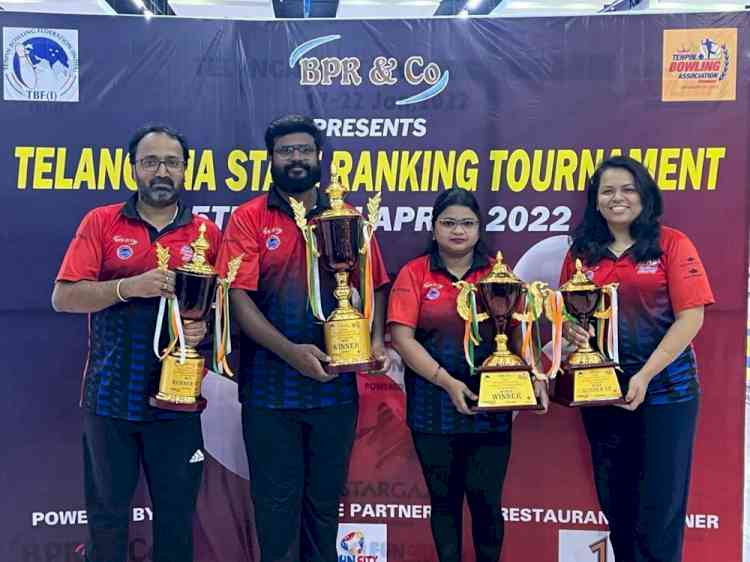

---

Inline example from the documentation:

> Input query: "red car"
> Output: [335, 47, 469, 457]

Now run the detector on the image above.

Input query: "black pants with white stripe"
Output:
[82, 412, 204, 562]
[581, 398, 699, 562]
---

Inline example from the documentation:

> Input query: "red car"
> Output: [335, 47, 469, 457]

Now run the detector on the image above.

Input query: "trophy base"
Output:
[150, 352, 207, 412]
[550, 362, 626, 407]
[325, 356, 384, 375]
[470, 367, 543, 413]
[149, 395, 208, 412]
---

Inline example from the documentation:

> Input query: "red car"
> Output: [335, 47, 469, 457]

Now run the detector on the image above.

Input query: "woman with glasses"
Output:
[561, 156, 714, 562]
[388, 188, 548, 562]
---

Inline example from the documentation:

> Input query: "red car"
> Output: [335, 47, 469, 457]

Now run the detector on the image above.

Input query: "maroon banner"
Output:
[0, 10, 745, 562]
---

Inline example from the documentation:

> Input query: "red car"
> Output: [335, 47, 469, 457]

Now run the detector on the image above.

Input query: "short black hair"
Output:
[264, 114, 323, 154]
[127, 125, 189, 164]
[570, 155, 663, 265]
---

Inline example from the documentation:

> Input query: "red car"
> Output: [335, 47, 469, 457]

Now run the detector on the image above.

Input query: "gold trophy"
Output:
[290, 166, 382, 374]
[149, 224, 241, 411]
[551, 259, 625, 407]
[455, 252, 545, 411]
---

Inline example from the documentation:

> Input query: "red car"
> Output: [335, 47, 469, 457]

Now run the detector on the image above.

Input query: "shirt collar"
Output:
[429, 245, 490, 279]
[266, 183, 331, 219]
[121, 193, 191, 228]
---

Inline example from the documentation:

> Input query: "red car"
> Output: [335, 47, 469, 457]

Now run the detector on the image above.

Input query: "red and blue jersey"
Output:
[560, 226, 714, 405]
[215, 185, 390, 410]
[387, 250, 512, 434]
[56, 195, 222, 421]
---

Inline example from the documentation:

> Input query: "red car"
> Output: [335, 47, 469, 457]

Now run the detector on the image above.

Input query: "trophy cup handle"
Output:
[594, 282, 618, 319]
[289, 197, 309, 230]
[454, 280, 489, 322]
[156, 243, 171, 271]
[454, 280, 474, 322]
[512, 311, 530, 323]
[526, 281, 549, 321]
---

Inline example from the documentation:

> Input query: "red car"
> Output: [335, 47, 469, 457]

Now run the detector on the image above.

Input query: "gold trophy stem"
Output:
[577, 337, 594, 353]
[334, 271, 354, 311]
[481, 334, 526, 369]
[495, 333, 511, 354]
[567, 322, 606, 366]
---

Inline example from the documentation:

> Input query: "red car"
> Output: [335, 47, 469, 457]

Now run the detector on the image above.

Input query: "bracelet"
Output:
[115, 279, 129, 303]
[430, 364, 442, 383]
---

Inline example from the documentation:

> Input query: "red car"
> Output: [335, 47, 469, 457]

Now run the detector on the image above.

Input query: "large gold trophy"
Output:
[150, 224, 241, 411]
[290, 165, 382, 374]
[455, 252, 547, 411]
[551, 259, 624, 407]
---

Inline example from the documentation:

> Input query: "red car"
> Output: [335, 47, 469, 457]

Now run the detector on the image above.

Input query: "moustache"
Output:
[284, 162, 310, 173]
[149, 177, 175, 188]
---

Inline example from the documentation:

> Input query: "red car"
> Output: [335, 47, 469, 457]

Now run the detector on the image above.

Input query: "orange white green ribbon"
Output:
[153, 296, 186, 364]
[542, 290, 565, 379]
[518, 291, 539, 377]
[359, 224, 375, 326]
[359, 193, 380, 328]
[303, 228, 325, 322]
[604, 284, 620, 364]
[212, 280, 234, 376]
[289, 197, 325, 323]
[212, 254, 243, 377]
[521, 285, 564, 381]
[462, 288, 482, 373]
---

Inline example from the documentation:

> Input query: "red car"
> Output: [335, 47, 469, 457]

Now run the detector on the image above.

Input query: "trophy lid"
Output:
[318, 164, 361, 220]
[177, 223, 217, 276]
[559, 258, 597, 292]
[478, 251, 523, 286]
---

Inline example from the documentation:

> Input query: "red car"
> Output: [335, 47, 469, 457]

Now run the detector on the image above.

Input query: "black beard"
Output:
[271, 161, 321, 194]
[136, 174, 180, 208]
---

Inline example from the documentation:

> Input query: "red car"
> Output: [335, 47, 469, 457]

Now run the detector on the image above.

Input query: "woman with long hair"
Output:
[561, 156, 714, 562]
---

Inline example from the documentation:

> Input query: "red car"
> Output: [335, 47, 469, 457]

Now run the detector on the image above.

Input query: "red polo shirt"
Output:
[56, 194, 222, 421]
[560, 226, 714, 405]
[388, 250, 511, 434]
[215, 184, 390, 409]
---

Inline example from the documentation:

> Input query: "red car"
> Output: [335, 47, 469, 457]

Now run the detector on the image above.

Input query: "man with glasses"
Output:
[52, 125, 221, 562]
[215, 114, 390, 562]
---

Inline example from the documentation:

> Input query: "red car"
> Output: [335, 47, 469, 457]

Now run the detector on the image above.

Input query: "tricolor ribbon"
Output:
[359, 193, 381, 328]
[542, 290, 565, 379]
[289, 197, 326, 322]
[461, 287, 483, 373]
[212, 254, 244, 377]
[153, 296, 186, 364]
[597, 304, 606, 357]
[304, 229, 326, 322]
[359, 223, 375, 327]
[604, 284, 620, 364]
[212, 280, 234, 376]
[521, 284, 564, 381]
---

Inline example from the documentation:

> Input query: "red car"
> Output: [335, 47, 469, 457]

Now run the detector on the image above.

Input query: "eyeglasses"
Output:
[136, 156, 185, 172]
[437, 218, 480, 231]
[273, 144, 317, 158]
